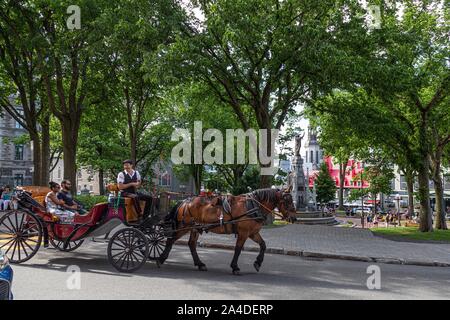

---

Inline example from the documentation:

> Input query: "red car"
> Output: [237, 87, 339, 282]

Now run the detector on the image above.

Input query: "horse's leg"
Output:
[157, 230, 186, 267]
[156, 238, 174, 267]
[230, 233, 248, 275]
[188, 230, 207, 271]
[249, 232, 266, 272]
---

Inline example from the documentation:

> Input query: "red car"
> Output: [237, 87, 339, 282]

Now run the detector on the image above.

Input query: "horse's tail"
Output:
[165, 200, 185, 227]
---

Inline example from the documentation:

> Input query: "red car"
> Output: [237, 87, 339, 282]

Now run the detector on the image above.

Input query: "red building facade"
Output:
[308, 156, 369, 189]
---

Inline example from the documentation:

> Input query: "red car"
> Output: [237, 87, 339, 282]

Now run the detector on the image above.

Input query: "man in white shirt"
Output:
[117, 159, 153, 219]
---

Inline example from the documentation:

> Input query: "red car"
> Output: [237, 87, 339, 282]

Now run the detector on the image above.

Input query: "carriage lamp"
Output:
[0, 250, 9, 271]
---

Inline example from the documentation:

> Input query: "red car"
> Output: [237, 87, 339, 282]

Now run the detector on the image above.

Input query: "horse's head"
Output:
[251, 188, 296, 223]
[276, 187, 297, 223]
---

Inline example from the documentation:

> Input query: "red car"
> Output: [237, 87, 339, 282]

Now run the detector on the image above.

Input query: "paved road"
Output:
[197, 224, 450, 265]
[10, 240, 450, 300]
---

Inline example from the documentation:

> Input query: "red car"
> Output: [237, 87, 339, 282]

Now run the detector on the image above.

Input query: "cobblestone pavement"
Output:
[176, 224, 450, 266]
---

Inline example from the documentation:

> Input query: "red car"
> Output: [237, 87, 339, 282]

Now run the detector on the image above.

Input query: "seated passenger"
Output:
[0, 186, 12, 210]
[58, 180, 87, 215]
[45, 182, 76, 224]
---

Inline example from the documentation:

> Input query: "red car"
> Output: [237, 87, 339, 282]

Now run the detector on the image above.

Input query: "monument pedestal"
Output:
[291, 157, 307, 212]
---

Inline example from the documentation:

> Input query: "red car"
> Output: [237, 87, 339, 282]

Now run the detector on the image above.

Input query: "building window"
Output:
[444, 176, 450, 190]
[400, 175, 407, 190]
[58, 168, 61, 179]
[15, 111, 24, 129]
[14, 174, 24, 187]
[316, 150, 319, 164]
[14, 145, 24, 160]
[159, 173, 171, 187]
[310, 150, 313, 164]
[305, 151, 308, 163]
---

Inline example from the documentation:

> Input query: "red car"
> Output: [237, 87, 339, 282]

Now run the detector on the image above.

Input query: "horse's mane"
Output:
[248, 188, 280, 203]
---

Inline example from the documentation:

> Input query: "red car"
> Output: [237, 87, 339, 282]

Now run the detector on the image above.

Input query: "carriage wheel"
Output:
[145, 225, 166, 261]
[49, 238, 84, 252]
[107, 228, 149, 273]
[0, 210, 42, 263]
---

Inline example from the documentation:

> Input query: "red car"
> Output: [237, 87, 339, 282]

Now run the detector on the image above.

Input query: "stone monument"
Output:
[288, 131, 338, 225]
[289, 132, 307, 211]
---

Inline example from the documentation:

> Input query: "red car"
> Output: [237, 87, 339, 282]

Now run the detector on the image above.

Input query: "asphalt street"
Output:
[9, 240, 450, 300]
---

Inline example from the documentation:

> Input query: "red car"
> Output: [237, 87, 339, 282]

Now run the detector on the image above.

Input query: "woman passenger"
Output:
[45, 182, 76, 224]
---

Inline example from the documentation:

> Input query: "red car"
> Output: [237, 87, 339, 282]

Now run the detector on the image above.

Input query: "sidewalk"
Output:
[175, 224, 450, 267]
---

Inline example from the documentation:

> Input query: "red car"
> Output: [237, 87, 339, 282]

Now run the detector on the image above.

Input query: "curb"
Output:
[174, 240, 450, 268]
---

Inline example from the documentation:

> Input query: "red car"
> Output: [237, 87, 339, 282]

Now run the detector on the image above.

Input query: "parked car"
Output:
[355, 207, 372, 215]
[0, 249, 13, 300]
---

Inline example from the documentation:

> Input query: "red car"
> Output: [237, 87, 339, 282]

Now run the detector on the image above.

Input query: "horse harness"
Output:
[175, 195, 269, 236]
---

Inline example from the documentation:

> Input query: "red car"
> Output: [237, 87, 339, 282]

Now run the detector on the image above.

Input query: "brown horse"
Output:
[157, 188, 296, 275]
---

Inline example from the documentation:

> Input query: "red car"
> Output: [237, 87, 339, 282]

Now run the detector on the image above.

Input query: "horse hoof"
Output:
[156, 259, 162, 268]
[232, 269, 241, 276]
[253, 262, 260, 272]
[198, 265, 208, 272]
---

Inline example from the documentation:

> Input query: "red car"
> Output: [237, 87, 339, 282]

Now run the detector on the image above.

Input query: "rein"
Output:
[170, 191, 292, 235]
[245, 194, 286, 220]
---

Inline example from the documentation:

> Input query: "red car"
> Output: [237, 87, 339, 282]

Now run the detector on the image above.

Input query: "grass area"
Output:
[371, 226, 450, 243]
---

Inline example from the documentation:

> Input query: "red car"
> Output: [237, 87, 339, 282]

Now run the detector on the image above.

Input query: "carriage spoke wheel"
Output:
[0, 210, 42, 263]
[144, 226, 166, 261]
[49, 238, 84, 252]
[107, 228, 149, 273]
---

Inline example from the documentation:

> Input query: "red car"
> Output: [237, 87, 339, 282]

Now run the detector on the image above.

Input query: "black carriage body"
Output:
[0, 189, 169, 272]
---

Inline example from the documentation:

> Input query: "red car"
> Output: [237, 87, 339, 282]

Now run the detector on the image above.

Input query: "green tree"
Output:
[98, 0, 184, 166]
[360, 1, 449, 231]
[0, 2, 51, 185]
[315, 162, 336, 206]
[12, 0, 113, 191]
[160, 0, 370, 186]
[308, 92, 367, 210]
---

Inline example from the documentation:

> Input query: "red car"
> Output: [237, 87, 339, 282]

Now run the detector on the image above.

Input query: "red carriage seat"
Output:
[73, 203, 108, 225]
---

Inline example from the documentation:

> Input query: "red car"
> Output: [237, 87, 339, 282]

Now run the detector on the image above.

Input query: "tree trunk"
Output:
[130, 135, 137, 166]
[338, 162, 346, 210]
[418, 115, 433, 232]
[433, 166, 447, 230]
[260, 169, 273, 188]
[192, 164, 203, 194]
[40, 115, 51, 186]
[259, 124, 274, 188]
[61, 123, 79, 195]
[373, 194, 377, 215]
[405, 171, 415, 218]
[30, 132, 42, 186]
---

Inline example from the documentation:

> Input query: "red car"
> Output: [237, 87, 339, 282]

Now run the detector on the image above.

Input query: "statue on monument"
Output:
[294, 132, 305, 157]
[287, 171, 294, 190]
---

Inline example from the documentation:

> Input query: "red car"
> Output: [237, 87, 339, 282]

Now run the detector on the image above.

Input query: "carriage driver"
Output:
[117, 159, 153, 219]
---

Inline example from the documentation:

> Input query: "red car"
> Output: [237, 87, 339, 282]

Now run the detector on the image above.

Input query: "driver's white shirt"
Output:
[117, 170, 141, 184]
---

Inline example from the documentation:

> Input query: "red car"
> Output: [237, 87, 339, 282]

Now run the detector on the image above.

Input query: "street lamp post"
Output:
[395, 194, 401, 227]
[361, 162, 365, 228]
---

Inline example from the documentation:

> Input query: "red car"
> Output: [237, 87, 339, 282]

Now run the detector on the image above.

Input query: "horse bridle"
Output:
[246, 191, 291, 221]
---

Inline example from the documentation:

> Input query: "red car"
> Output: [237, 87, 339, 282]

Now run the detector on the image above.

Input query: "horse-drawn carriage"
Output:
[0, 186, 170, 272]
[0, 186, 296, 275]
